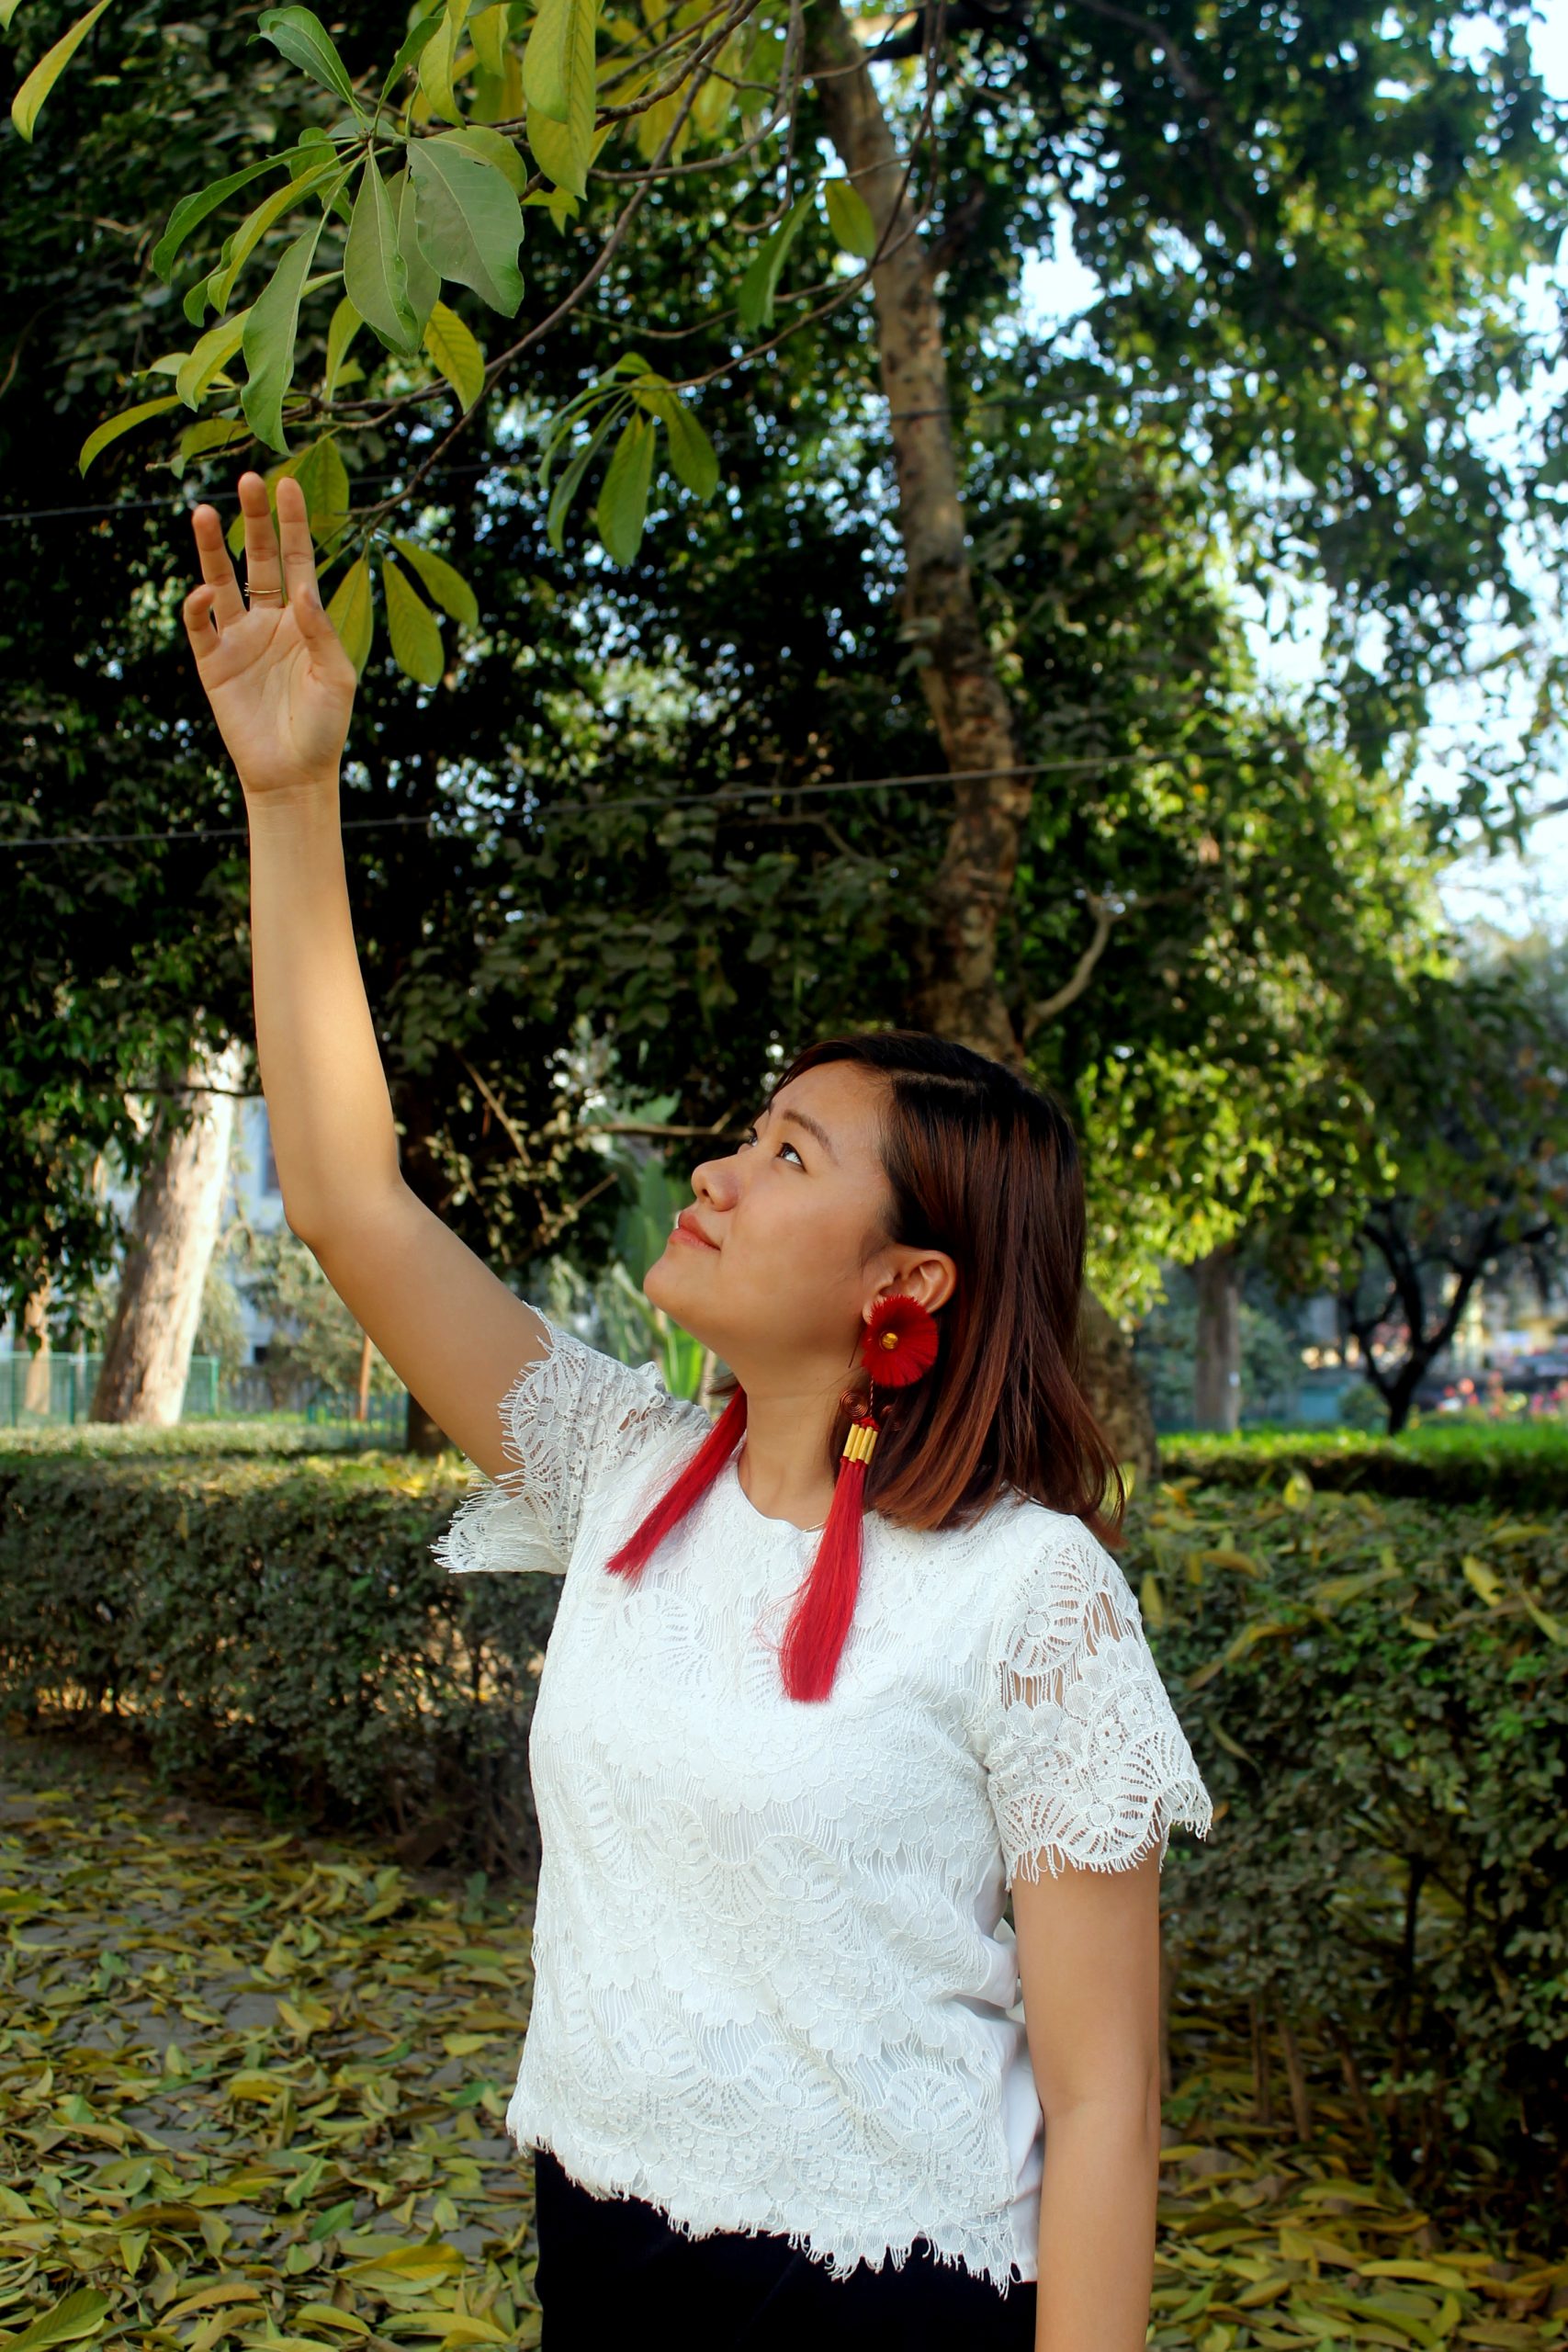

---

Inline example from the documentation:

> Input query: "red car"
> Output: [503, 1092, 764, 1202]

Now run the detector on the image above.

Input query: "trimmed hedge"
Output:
[0, 1418, 396, 1459]
[2, 1439, 1564, 2240]
[0, 1444, 552, 1874]
[1160, 1418, 1568, 1509]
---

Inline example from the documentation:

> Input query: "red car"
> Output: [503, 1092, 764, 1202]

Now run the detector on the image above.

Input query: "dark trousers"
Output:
[533, 2144, 1039, 2349]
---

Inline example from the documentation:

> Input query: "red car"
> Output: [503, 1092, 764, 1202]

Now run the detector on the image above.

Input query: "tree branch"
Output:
[1023, 892, 1119, 1038]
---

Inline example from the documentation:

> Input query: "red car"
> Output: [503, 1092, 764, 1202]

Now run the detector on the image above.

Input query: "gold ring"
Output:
[246, 585, 285, 605]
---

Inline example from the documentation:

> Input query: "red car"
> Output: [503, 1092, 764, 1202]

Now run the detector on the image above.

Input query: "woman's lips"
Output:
[672, 1212, 719, 1250]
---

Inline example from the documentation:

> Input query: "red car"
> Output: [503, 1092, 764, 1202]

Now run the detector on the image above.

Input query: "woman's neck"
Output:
[735, 1380, 841, 1531]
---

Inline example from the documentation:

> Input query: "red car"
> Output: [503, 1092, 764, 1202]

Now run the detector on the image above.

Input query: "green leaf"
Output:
[546, 399, 622, 549]
[6, 2289, 113, 2351]
[389, 534, 479, 625]
[435, 123, 527, 195]
[209, 159, 342, 315]
[255, 6, 362, 112]
[525, 105, 583, 201]
[241, 215, 329, 454]
[392, 169, 440, 334]
[525, 180, 580, 232]
[523, 0, 595, 194]
[382, 8, 443, 100]
[78, 394, 183, 478]
[595, 412, 656, 566]
[407, 141, 525, 315]
[185, 267, 225, 328]
[280, 436, 352, 537]
[326, 553, 374, 673]
[416, 0, 466, 124]
[423, 299, 486, 412]
[823, 176, 877, 260]
[470, 2, 508, 77]
[322, 294, 363, 400]
[175, 416, 254, 469]
[0, 0, 27, 28]
[637, 387, 718, 499]
[10, 0, 114, 141]
[152, 146, 317, 282]
[381, 555, 445, 685]
[344, 157, 420, 355]
[176, 311, 252, 411]
[522, 0, 595, 128]
[736, 189, 816, 333]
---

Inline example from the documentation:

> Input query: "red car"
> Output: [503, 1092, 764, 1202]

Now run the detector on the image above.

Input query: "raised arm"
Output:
[182, 474, 550, 1473]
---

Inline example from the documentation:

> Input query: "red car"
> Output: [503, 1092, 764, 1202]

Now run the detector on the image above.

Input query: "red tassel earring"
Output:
[778, 1294, 941, 1702]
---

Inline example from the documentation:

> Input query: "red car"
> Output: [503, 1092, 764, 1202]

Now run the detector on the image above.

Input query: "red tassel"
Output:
[604, 1390, 748, 1582]
[778, 1415, 876, 1703]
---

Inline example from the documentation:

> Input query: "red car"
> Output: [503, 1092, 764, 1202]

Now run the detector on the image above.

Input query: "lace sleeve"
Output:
[430, 1315, 705, 1578]
[978, 1517, 1213, 1886]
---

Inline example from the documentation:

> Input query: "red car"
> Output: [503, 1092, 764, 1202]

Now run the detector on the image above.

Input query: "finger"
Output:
[182, 582, 221, 662]
[190, 502, 244, 628]
[276, 476, 321, 609]
[238, 469, 282, 601]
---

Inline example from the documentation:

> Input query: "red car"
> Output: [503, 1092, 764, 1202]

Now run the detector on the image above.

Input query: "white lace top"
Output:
[432, 1317, 1213, 2295]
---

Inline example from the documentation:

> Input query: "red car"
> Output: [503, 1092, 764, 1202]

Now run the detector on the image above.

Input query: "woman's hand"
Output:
[182, 470, 358, 801]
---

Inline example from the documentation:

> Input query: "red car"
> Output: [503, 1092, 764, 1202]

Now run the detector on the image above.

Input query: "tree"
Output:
[1329, 957, 1568, 1431]
[5, 0, 1563, 1465]
[91, 1038, 245, 1422]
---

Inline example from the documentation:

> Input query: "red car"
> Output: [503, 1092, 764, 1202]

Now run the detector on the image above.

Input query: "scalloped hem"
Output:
[514, 2114, 1033, 2300]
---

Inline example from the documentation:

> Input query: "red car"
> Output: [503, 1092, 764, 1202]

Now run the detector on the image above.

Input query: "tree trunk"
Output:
[806, 2, 1157, 1485]
[1077, 1289, 1159, 1488]
[1191, 1245, 1243, 1431]
[807, 0, 1030, 1063]
[355, 1328, 373, 1423]
[20, 1270, 51, 1417]
[91, 1039, 244, 1425]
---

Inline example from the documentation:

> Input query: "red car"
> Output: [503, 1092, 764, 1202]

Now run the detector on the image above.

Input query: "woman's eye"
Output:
[739, 1126, 802, 1165]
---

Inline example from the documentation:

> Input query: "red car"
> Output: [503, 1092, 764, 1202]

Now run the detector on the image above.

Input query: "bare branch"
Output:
[1023, 893, 1119, 1038]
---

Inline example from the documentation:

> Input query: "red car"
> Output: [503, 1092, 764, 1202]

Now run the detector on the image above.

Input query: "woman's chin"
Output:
[644, 1251, 715, 1338]
[642, 1252, 679, 1314]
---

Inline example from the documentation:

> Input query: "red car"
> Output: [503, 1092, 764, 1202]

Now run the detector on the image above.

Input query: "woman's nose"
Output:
[690, 1155, 736, 1209]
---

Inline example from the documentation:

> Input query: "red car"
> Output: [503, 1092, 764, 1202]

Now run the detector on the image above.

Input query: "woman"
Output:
[184, 475, 1213, 2351]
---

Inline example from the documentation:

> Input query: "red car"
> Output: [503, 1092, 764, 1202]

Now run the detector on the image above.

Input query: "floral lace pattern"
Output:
[981, 1519, 1215, 1883]
[431, 1319, 1213, 2293]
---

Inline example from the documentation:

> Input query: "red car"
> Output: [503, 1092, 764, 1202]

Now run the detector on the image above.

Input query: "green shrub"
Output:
[1148, 1474, 1567, 2243]
[1159, 1418, 1568, 1509]
[0, 1447, 551, 1874]
[0, 1419, 406, 1460]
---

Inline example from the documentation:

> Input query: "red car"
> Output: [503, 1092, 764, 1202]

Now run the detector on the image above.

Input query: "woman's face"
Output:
[643, 1060, 952, 1391]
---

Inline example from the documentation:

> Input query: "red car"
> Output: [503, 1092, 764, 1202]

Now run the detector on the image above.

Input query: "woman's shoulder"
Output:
[505, 1317, 712, 1460]
[878, 1485, 1125, 1633]
[891, 1483, 1112, 1569]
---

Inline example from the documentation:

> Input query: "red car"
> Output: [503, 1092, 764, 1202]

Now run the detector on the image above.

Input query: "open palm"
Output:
[183, 471, 357, 798]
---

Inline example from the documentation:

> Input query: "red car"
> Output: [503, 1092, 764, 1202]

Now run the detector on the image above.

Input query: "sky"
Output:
[1019, 2, 1568, 942]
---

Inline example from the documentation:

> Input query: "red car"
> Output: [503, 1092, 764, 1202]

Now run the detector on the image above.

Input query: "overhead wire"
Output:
[0, 752, 1191, 854]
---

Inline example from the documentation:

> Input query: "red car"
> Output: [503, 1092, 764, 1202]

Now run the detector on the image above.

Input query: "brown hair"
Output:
[784, 1030, 1125, 1548]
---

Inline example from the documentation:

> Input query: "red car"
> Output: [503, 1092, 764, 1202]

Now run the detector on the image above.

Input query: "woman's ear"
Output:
[875, 1250, 957, 1317]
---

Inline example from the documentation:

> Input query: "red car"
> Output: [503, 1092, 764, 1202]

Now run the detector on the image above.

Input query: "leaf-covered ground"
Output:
[3, 1733, 1565, 2352]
